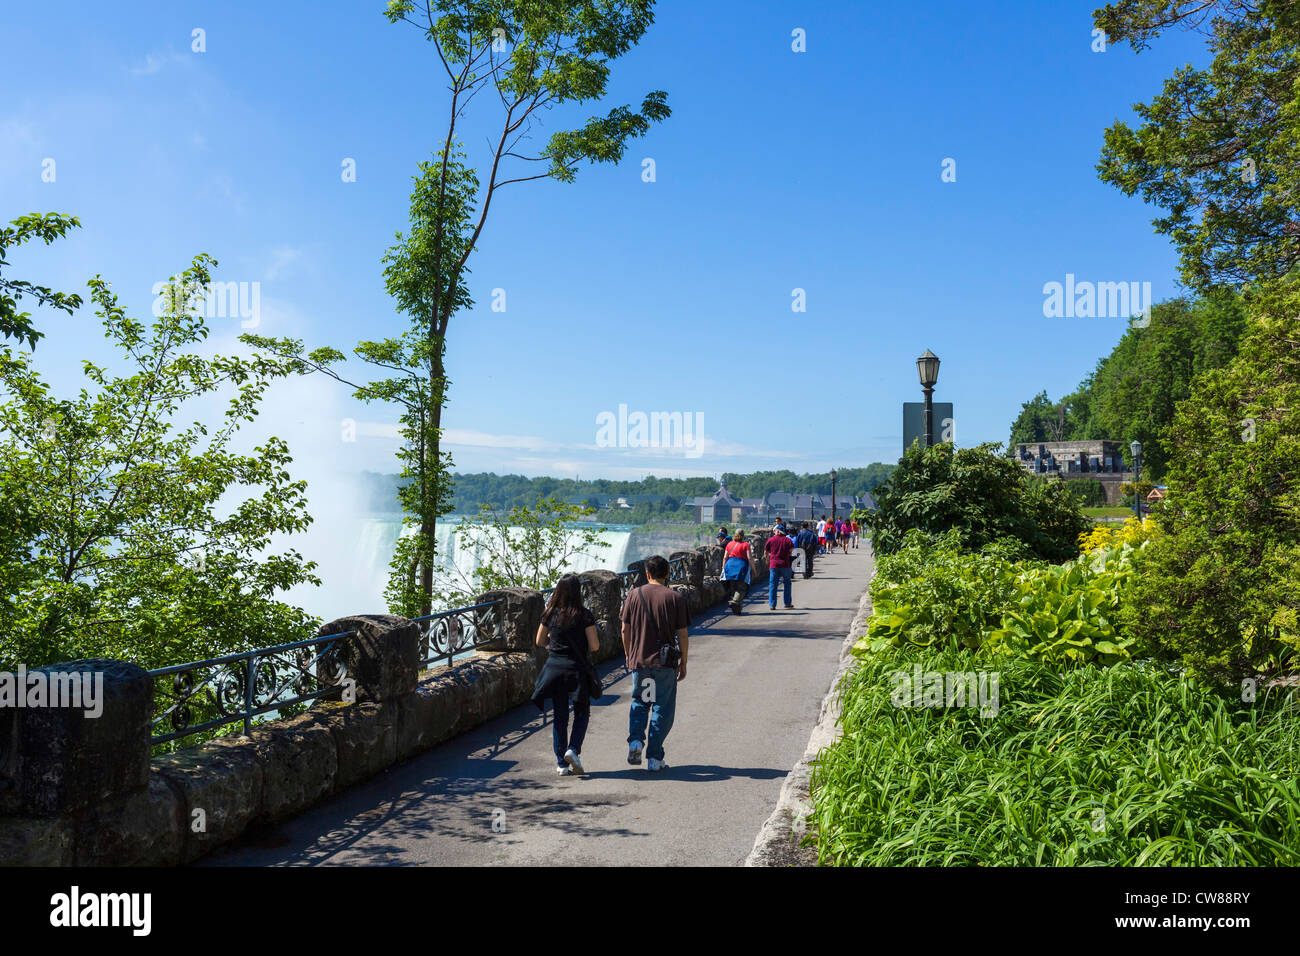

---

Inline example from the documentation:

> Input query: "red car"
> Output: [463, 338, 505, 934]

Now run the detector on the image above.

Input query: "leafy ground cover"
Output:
[810, 646, 1300, 865]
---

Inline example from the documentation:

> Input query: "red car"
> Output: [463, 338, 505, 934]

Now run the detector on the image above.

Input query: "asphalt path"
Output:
[203, 545, 871, 866]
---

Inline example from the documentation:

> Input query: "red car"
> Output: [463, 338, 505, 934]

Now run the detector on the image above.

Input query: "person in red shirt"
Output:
[850, 518, 860, 549]
[722, 530, 757, 614]
[765, 525, 795, 610]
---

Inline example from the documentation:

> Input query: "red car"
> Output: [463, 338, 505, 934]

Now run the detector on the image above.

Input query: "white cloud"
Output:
[128, 50, 190, 77]
[264, 245, 305, 281]
[443, 428, 562, 451]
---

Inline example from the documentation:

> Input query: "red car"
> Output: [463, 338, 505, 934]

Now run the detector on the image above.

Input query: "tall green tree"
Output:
[1095, 0, 1300, 289]
[0, 213, 83, 349]
[0, 257, 319, 670]
[257, 2, 671, 618]
[246, 153, 478, 618]
[1122, 279, 1300, 681]
[1006, 294, 1247, 479]
[381, 0, 669, 616]
[1007, 391, 1065, 448]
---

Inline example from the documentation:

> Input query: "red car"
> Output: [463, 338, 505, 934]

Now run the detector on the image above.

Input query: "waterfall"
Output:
[287, 515, 636, 621]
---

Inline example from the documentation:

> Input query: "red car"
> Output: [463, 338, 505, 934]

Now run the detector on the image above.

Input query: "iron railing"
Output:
[411, 598, 506, 670]
[147, 559, 695, 749]
[148, 631, 353, 746]
[617, 570, 639, 605]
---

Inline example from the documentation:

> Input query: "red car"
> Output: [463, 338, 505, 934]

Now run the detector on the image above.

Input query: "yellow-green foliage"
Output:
[1078, 516, 1159, 554]
[984, 544, 1141, 665]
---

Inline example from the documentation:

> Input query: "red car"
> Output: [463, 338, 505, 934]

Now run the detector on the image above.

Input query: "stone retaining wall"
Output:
[0, 536, 778, 866]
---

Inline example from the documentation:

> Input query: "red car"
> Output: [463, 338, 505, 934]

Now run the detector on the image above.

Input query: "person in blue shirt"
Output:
[795, 522, 817, 578]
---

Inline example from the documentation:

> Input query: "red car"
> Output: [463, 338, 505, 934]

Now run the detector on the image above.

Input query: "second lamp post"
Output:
[917, 349, 941, 447]
[1130, 439, 1143, 519]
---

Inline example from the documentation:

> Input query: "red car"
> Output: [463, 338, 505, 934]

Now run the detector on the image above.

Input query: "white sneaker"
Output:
[564, 748, 585, 775]
[627, 740, 643, 765]
[646, 757, 666, 772]
[556, 764, 574, 775]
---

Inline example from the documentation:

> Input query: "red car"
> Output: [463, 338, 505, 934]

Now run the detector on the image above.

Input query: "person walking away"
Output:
[722, 530, 756, 614]
[620, 555, 689, 772]
[824, 516, 837, 554]
[795, 521, 817, 578]
[838, 517, 850, 553]
[530, 574, 601, 776]
[816, 515, 827, 554]
[765, 526, 796, 609]
[850, 517, 859, 548]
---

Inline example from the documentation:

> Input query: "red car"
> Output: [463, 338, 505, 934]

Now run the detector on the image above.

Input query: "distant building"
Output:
[1013, 440, 1135, 506]
[689, 482, 748, 524]
[688, 485, 881, 524]
[1013, 440, 1127, 476]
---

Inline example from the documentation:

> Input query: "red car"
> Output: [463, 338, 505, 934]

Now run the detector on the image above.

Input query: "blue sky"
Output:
[2, 0, 1210, 484]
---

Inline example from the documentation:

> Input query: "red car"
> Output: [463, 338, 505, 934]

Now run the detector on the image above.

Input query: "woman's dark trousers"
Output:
[551, 693, 591, 763]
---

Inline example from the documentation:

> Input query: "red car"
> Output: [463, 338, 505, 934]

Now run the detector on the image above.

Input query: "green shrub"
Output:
[983, 543, 1140, 666]
[861, 530, 1140, 667]
[1064, 477, 1108, 508]
[810, 646, 1300, 866]
[1123, 280, 1300, 684]
[866, 442, 1090, 562]
[863, 530, 1025, 652]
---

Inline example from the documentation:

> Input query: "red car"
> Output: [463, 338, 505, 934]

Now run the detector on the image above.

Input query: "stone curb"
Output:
[744, 558, 874, 867]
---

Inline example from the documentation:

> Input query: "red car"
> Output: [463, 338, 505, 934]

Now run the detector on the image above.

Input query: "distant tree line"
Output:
[358, 465, 897, 516]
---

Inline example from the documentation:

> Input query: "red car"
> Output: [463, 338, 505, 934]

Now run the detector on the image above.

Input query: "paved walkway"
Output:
[203, 546, 872, 867]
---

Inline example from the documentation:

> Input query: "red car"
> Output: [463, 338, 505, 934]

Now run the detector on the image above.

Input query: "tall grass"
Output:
[809, 648, 1300, 865]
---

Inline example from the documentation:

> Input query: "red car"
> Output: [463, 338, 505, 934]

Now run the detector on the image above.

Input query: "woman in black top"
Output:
[531, 574, 601, 775]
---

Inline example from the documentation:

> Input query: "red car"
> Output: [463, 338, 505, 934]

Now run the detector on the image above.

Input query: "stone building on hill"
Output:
[1013, 439, 1134, 505]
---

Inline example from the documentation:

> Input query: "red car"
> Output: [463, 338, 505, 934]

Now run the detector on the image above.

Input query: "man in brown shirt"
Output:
[620, 554, 689, 771]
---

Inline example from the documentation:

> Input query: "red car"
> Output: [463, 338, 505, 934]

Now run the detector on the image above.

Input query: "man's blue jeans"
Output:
[769, 566, 793, 607]
[628, 666, 678, 762]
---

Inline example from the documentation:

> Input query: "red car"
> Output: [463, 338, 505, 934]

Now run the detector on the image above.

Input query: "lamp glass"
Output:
[1130, 440, 1142, 459]
[916, 350, 940, 388]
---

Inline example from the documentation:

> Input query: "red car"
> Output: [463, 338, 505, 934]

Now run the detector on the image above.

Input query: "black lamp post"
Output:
[916, 349, 941, 447]
[831, 469, 837, 521]
[1130, 439, 1143, 519]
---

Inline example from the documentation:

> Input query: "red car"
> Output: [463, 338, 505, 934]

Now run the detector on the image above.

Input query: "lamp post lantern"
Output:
[916, 349, 941, 447]
[1130, 439, 1143, 519]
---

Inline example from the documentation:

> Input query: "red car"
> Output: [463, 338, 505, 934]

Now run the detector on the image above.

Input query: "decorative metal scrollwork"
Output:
[669, 558, 687, 584]
[414, 598, 507, 669]
[149, 632, 349, 746]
